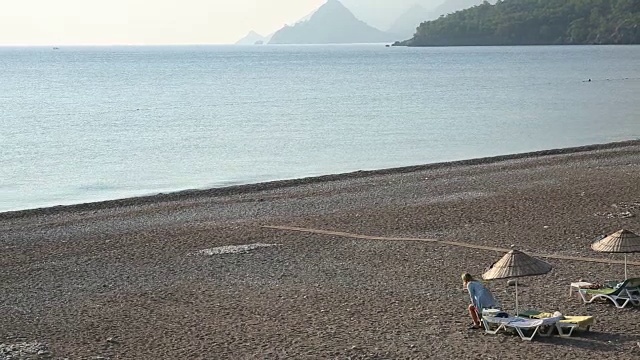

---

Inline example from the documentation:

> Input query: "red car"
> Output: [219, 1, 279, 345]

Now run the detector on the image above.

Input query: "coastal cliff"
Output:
[395, 0, 640, 46]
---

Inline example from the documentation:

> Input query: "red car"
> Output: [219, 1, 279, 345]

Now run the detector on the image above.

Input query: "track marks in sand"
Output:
[262, 225, 640, 266]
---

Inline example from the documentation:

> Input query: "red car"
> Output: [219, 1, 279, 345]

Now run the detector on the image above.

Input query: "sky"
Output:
[0, 0, 326, 45]
[0, 0, 451, 46]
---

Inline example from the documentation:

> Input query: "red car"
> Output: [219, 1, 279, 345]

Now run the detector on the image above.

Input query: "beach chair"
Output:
[481, 314, 561, 341]
[577, 278, 640, 309]
[517, 310, 595, 337]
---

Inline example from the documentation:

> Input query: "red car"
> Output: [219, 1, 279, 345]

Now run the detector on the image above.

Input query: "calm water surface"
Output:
[1, 45, 639, 212]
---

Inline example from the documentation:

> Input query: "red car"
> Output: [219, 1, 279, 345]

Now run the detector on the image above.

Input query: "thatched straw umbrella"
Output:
[483, 249, 552, 314]
[592, 229, 640, 280]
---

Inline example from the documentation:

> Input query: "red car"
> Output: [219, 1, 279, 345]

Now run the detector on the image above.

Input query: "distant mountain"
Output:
[294, 7, 317, 24]
[269, 0, 397, 44]
[235, 31, 266, 45]
[236, 9, 315, 45]
[387, 0, 491, 40]
[387, 4, 431, 39]
[340, 0, 425, 30]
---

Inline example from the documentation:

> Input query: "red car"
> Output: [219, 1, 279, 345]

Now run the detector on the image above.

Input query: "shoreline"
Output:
[2, 139, 640, 358]
[3, 138, 639, 219]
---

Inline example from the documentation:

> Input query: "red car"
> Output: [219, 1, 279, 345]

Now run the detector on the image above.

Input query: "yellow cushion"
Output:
[532, 312, 595, 327]
[560, 316, 595, 327]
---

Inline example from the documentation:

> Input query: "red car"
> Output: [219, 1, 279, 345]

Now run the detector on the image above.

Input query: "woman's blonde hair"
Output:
[461, 273, 474, 283]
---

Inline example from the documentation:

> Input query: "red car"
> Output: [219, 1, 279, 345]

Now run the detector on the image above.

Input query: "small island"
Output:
[395, 0, 640, 46]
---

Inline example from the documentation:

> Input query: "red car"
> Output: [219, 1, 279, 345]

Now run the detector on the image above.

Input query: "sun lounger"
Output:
[517, 310, 595, 337]
[577, 278, 640, 308]
[481, 314, 561, 341]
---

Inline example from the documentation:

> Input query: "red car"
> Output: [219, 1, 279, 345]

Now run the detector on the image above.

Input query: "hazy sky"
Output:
[0, 0, 453, 46]
[0, 0, 326, 45]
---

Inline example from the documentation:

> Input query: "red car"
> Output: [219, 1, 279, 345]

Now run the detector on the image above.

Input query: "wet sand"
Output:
[1, 140, 640, 359]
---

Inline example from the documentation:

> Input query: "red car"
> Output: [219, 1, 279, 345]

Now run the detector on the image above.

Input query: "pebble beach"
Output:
[1, 140, 640, 359]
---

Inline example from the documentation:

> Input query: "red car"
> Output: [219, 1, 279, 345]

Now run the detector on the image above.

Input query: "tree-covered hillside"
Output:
[395, 0, 640, 46]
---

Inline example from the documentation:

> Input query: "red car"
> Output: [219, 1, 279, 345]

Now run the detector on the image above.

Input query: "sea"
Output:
[1, 44, 639, 213]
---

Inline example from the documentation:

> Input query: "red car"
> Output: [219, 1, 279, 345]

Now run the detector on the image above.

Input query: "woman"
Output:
[462, 273, 500, 330]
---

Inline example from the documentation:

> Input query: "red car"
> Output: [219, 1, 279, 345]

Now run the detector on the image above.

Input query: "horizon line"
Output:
[0, 42, 397, 48]
[0, 42, 234, 47]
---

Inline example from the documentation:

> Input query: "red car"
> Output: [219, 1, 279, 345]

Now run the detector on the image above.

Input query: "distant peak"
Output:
[321, 0, 348, 10]
[268, 0, 395, 45]
[314, 0, 354, 18]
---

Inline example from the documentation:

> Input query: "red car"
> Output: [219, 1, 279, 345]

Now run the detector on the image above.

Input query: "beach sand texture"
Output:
[1, 141, 639, 359]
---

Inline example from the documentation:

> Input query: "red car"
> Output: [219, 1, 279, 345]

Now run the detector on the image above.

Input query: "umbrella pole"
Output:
[625, 254, 628, 280]
[515, 280, 519, 315]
